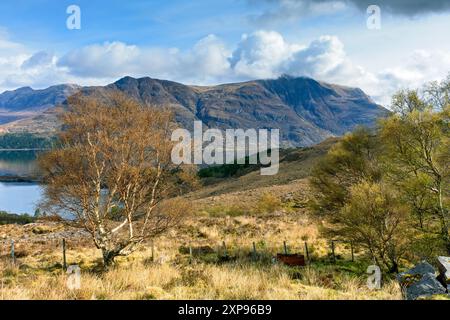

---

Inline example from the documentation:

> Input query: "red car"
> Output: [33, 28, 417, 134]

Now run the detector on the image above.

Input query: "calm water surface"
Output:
[0, 151, 43, 214]
[0, 182, 43, 214]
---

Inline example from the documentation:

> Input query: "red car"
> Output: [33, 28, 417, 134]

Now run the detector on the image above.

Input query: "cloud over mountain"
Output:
[0, 29, 449, 106]
[230, 31, 300, 78]
[57, 35, 231, 84]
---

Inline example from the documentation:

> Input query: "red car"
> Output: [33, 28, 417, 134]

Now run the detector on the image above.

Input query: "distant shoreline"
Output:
[0, 148, 47, 151]
[0, 175, 40, 183]
[0, 148, 43, 182]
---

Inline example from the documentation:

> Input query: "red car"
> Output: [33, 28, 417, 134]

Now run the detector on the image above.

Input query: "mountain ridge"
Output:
[0, 75, 389, 147]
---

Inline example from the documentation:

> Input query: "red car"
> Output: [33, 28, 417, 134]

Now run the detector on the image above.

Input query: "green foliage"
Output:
[309, 76, 450, 267]
[255, 193, 282, 213]
[198, 150, 277, 179]
[380, 95, 449, 253]
[198, 162, 255, 178]
[0, 211, 36, 225]
[309, 127, 382, 218]
[324, 181, 412, 273]
[0, 133, 56, 149]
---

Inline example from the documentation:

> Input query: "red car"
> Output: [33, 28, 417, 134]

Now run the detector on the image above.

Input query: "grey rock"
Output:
[437, 256, 450, 287]
[397, 261, 436, 282]
[397, 261, 447, 300]
[404, 273, 446, 300]
[397, 261, 435, 286]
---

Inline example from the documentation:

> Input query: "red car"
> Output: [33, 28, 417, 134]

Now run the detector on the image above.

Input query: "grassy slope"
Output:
[0, 214, 401, 300]
[0, 137, 404, 300]
[193, 137, 338, 198]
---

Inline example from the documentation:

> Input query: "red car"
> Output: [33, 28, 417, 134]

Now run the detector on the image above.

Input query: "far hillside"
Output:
[0, 133, 55, 149]
[195, 137, 339, 198]
[0, 75, 388, 148]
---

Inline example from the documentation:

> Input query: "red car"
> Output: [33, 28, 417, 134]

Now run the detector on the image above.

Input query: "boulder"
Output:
[397, 261, 435, 280]
[437, 256, 450, 287]
[404, 273, 447, 300]
[397, 261, 447, 300]
[397, 261, 434, 285]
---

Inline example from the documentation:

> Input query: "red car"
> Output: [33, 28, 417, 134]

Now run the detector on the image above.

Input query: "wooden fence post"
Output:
[222, 241, 227, 257]
[283, 241, 288, 255]
[304, 242, 310, 263]
[62, 238, 67, 270]
[350, 242, 354, 262]
[331, 241, 336, 263]
[189, 245, 193, 263]
[151, 241, 155, 262]
[252, 242, 257, 261]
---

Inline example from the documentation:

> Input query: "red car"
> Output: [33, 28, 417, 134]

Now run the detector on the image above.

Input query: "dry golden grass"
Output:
[0, 247, 402, 300]
[0, 178, 402, 300]
[0, 214, 401, 300]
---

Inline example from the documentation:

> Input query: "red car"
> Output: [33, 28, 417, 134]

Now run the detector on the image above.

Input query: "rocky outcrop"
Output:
[437, 256, 450, 288]
[397, 261, 448, 300]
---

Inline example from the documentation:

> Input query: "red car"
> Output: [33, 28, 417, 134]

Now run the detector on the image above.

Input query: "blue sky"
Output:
[0, 0, 256, 49]
[0, 0, 450, 105]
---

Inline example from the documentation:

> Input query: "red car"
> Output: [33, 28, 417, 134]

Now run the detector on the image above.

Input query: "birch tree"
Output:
[39, 92, 195, 268]
[380, 90, 449, 254]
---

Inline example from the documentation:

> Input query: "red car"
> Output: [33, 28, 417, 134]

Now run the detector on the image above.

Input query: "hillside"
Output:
[0, 76, 388, 147]
[0, 85, 79, 128]
[194, 137, 338, 198]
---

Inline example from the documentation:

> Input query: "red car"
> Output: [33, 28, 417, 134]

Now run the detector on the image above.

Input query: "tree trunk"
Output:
[443, 230, 450, 255]
[388, 261, 399, 274]
[102, 250, 117, 270]
[437, 182, 450, 255]
[438, 211, 450, 255]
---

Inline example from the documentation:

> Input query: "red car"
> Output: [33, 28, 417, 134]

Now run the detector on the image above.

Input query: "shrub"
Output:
[255, 193, 282, 213]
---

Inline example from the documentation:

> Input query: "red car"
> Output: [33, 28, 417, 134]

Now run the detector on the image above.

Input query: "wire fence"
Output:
[0, 236, 365, 270]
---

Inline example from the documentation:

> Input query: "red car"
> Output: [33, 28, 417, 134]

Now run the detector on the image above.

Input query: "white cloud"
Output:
[230, 30, 301, 79]
[186, 35, 230, 75]
[227, 33, 381, 100]
[21, 51, 56, 70]
[168, 35, 231, 84]
[374, 50, 450, 103]
[228, 32, 450, 106]
[58, 42, 141, 78]
[0, 29, 449, 107]
[283, 35, 346, 78]
[54, 35, 231, 85]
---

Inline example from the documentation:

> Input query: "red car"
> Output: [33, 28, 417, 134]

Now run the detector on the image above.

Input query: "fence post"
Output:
[151, 241, 155, 262]
[189, 245, 193, 263]
[283, 241, 288, 255]
[350, 242, 354, 262]
[62, 238, 67, 270]
[304, 242, 310, 263]
[222, 241, 227, 257]
[252, 242, 257, 261]
[10, 240, 15, 265]
[331, 241, 336, 263]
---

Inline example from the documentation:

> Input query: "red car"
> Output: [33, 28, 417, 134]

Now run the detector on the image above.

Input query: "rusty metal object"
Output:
[276, 253, 306, 267]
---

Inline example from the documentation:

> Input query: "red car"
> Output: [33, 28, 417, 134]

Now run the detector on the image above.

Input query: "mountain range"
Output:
[0, 75, 389, 147]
